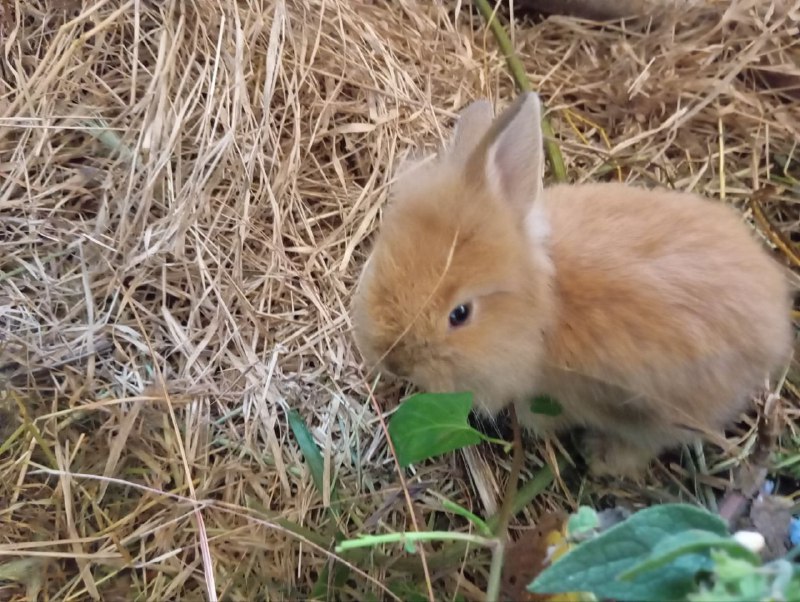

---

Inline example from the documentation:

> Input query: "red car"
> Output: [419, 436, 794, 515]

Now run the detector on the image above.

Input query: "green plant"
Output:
[386, 391, 512, 467]
[529, 504, 800, 602]
[336, 391, 559, 602]
[334, 391, 800, 602]
[290, 395, 556, 601]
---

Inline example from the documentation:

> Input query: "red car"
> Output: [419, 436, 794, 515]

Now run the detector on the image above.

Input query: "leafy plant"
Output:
[337, 387, 800, 602]
[529, 504, 800, 602]
[386, 391, 513, 467]
[336, 391, 557, 602]
[387, 391, 564, 468]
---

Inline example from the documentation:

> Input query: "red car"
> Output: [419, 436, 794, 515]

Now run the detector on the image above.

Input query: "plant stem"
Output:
[478, 432, 514, 453]
[335, 530, 495, 553]
[439, 496, 493, 537]
[508, 461, 559, 518]
[492, 406, 524, 537]
[473, 0, 568, 183]
[486, 538, 506, 602]
[486, 462, 559, 533]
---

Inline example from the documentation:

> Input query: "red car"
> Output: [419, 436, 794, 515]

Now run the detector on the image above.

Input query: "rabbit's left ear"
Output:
[468, 92, 546, 215]
[448, 99, 494, 164]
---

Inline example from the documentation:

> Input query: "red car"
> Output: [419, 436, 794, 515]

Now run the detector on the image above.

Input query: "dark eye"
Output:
[448, 303, 471, 328]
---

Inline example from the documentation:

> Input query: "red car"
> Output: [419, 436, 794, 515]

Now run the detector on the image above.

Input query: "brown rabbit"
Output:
[351, 92, 793, 478]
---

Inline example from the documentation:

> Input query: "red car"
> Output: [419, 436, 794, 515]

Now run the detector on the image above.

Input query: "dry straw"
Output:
[0, 0, 798, 600]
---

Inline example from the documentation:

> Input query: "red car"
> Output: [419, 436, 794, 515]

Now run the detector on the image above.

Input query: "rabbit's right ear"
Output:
[448, 99, 494, 164]
[468, 92, 546, 216]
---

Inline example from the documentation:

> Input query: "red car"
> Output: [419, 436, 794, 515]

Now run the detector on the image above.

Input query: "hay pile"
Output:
[1, 0, 798, 599]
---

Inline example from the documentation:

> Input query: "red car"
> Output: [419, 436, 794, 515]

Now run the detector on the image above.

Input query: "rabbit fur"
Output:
[351, 92, 793, 478]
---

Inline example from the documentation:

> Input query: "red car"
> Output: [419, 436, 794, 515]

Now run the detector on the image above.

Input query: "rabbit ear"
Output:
[448, 99, 494, 163]
[469, 92, 545, 215]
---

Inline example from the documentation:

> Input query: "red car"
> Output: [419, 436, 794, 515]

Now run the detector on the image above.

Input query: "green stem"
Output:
[335, 530, 495, 553]
[478, 432, 514, 454]
[474, 0, 568, 183]
[508, 462, 559, 517]
[439, 497, 493, 537]
[486, 539, 506, 602]
[486, 462, 560, 533]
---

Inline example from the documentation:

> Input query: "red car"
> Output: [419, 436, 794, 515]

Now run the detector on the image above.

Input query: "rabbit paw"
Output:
[584, 433, 651, 481]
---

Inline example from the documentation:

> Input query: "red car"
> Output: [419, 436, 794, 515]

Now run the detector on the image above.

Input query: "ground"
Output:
[1, 1, 799, 600]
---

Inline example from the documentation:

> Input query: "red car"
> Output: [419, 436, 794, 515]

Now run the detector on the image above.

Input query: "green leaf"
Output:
[387, 392, 483, 467]
[529, 395, 563, 416]
[287, 409, 340, 516]
[619, 529, 760, 581]
[567, 506, 600, 538]
[528, 503, 729, 601]
[288, 412, 348, 599]
[288, 410, 324, 491]
[783, 572, 800, 601]
[687, 549, 770, 602]
[710, 548, 762, 583]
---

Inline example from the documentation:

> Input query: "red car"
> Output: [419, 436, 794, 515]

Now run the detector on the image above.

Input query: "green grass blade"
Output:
[473, 0, 568, 183]
[287, 409, 340, 517]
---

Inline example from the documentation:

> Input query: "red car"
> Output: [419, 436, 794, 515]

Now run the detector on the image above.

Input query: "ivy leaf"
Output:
[387, 392, 483, 467]
[530, 395, 563, 416]
[528, 503, 729, 601]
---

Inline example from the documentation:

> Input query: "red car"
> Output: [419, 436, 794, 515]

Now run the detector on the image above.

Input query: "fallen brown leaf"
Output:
[500, 510, 567, 602]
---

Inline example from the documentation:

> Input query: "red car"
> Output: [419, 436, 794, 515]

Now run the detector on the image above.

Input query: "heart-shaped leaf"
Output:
[387, 392, 483, 467]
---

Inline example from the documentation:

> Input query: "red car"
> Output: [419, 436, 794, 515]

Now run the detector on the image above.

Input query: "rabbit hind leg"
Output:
[584, 426, 697, 481]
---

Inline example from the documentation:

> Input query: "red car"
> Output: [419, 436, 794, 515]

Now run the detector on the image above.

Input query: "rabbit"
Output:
[350, 92, 794, 479]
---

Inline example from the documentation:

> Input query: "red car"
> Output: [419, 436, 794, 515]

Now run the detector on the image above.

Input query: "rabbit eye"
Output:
[448, 303, 471, 328]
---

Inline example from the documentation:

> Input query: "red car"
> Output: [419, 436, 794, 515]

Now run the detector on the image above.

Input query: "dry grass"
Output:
[1, 0, 799, 600]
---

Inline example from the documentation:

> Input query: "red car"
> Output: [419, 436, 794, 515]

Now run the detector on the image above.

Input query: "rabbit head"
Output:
[351, 93, 556, 416]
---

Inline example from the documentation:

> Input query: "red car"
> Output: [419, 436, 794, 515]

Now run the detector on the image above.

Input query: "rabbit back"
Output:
[522, 181, 793, 441]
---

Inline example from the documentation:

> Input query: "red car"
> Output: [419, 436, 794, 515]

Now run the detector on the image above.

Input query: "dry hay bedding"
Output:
[0, 0, 799, 600]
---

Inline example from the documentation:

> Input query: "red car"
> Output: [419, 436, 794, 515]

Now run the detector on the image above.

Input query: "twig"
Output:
[474, 0, 568, 183]
[750, 191, 800, 269]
